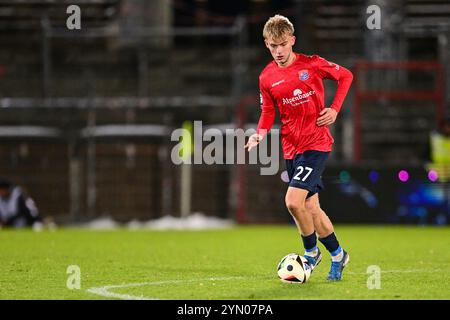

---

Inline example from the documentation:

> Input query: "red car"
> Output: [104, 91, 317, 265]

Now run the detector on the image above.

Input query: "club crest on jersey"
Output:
[299, 70, 309, 81]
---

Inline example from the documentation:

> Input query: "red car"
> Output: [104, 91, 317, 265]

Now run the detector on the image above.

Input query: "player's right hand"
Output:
[245, 133, 263, 152]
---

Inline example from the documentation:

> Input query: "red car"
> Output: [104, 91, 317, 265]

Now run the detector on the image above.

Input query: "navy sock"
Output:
[319, 232, 340, 254]
[301, 232, 317, 251]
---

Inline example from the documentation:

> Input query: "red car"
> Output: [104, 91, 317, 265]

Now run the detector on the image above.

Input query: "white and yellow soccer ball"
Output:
[277, 253, 312, 284]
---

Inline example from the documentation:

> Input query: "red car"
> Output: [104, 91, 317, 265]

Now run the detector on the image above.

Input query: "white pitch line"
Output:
[87, 276, 246, 300]
[87, 269, 446, 300]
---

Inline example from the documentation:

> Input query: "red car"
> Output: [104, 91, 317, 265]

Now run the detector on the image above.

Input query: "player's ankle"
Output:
[304, 246, 319, 257]
[331, 247, 344, 262]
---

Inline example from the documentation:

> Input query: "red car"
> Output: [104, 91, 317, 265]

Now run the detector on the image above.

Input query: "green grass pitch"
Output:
[0, 225, 448, 300]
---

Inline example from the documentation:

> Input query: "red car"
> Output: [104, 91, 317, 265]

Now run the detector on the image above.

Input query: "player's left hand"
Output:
[317, 108, 337, 127]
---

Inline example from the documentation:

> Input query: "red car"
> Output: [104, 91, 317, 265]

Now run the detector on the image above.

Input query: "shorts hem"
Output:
[288, 183, 315, 193]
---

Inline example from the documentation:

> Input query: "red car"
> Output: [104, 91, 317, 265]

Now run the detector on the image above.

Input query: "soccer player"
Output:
[245, 15, 353, 281]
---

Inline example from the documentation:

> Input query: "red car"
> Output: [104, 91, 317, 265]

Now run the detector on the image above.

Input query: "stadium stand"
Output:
[0, 0, 448, 223]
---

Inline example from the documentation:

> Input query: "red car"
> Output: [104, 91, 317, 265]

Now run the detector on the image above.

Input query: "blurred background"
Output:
[0, 0, 448, 227]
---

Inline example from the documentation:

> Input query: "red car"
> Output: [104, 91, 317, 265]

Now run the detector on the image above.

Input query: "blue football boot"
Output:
[327, 250, 350, 281]
[303, 247, 322, 272]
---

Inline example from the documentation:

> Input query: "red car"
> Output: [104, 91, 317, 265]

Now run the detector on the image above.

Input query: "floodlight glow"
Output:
[398, 170, 409, 182]
[339, 170, 350, 183]
[281, 170, 289, 183]
[369, 170, 379, 183]
[428, 170, 438, 182]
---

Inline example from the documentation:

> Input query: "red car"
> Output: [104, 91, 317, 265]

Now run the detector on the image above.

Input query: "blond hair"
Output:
[263, 15, 294, 40]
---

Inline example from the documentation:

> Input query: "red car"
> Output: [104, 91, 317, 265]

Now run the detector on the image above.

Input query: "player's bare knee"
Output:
[305, 201, 318, 213]
[285, 198, 306, 216]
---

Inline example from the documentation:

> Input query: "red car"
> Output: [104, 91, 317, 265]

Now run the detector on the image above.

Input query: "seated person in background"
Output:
[0, 178, 43, 230]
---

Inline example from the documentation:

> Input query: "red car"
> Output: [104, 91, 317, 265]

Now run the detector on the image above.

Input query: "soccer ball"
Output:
[277, 253, 312, 284]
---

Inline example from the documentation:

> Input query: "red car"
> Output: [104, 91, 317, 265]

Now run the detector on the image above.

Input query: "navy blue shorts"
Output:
[286, 150, 330, 198]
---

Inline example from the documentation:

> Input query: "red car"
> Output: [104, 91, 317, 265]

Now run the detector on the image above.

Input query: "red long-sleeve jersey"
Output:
[257, 53, 353, 159]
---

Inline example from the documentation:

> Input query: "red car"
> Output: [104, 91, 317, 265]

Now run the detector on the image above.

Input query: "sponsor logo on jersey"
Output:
[282, 88, 315, 106]
[299, 70, 309, 81]
[271, 79, 285, 87]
